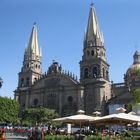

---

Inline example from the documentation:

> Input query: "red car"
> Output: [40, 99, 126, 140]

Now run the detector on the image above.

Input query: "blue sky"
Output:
[0, 0, 140, 98]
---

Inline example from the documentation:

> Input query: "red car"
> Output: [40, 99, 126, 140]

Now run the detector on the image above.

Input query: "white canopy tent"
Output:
[53, 114, 96, 125]
[53, 110, 97, 133]
[90, 113, 140, 126]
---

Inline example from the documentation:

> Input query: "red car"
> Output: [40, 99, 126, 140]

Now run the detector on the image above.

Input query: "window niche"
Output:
[34, 98, 39, 106]
[67, 96, 73, 103]
[91, 50, 94, 56]
[93, 66, 98, 78]
[26, 77, 30, 86]
[34, 77, 37, 83]
[27, 63, 29, 68]
[87, 51, 90, 56]
[20, 78, 24, 87]
[106, 70, 109, 80]
[84, 68, 89, 78]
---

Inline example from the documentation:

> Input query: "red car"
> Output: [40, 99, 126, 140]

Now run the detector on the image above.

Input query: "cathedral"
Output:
[14, 4, 140, 117]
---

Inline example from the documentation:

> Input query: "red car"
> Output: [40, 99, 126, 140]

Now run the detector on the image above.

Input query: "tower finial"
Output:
[33, 22, 37, 26]
[52, 60, 55, 63]
[90, 0, 94, 7]
[135, 45, 138, 51]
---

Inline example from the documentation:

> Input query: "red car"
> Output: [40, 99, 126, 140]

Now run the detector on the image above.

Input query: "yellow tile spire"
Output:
[86, 3, 104, 46]
[26, 23, 41, 60]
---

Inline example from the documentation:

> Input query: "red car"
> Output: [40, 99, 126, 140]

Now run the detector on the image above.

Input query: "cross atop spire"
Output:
[33, 22, 36, 25]
[90, 1, 94, 7]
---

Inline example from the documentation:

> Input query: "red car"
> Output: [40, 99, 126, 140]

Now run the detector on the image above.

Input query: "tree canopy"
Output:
[0, 97, 19, 124]
[22, 107, 58, 126]
[133, 88, 140, 110]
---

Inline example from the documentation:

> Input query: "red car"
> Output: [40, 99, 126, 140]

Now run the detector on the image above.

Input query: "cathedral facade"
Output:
[15, 4, 138, 117]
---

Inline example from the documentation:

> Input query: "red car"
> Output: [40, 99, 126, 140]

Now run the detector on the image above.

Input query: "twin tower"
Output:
[14, 4, 111, 116]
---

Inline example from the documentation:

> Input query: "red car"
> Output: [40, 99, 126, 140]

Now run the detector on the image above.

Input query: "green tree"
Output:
[0, 97, 19, 124]
[135, 68, 140, 75]
[133, 88, 140, 110]
[22, 107, 58, 126]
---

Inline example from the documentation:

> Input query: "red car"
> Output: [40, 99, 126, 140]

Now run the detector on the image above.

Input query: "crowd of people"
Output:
[0, 124, 134, 140]
[0, 125, 45, 140]
[28, 125, 45, 140]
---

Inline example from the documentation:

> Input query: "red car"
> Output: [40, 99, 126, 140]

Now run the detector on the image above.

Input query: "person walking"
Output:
[34, 125, 44, 140]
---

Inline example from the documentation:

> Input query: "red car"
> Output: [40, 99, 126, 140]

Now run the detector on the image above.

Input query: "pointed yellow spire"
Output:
[26, 23, 41, 60]
[86, 3, 104, 46]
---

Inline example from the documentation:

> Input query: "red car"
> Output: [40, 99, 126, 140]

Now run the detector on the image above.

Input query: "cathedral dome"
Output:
[126, 63, 140, 75]
[125, 51, 140, 84]
[47, 61, 62, 74]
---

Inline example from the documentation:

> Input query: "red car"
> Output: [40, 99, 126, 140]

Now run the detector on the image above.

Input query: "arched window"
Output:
[21, 78, 24, 87]
[91, 50, 94, 56]
[27, 63, 29, 68]
[34, 98, 38, 106]
[67, 96, 73, 103]
[87, 51, 90, 56]
[93, 67, 98, 78]
[106, 70, 109, 80]
[84, 68, 89, 78]
[34, 77, 37, 83]
[26, 77, 30, 86]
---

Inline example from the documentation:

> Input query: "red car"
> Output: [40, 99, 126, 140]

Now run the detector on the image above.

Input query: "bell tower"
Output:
[80, 3, 110, 115]
[18, 23, 42, 88]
